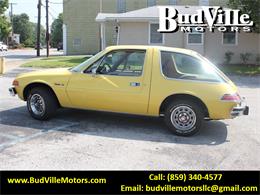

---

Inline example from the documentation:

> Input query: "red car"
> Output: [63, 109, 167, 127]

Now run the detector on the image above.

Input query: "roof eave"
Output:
[96, 17, 159, 23]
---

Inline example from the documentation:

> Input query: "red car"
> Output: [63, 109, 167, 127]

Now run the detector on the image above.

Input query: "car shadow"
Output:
[0, 106, 228, 146]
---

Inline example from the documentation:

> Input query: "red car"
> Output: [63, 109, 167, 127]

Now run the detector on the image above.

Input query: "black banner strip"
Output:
[0, 171, 259, 194]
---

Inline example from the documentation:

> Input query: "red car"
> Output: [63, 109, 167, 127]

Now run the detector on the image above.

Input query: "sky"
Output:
[6, 0, 63, 26]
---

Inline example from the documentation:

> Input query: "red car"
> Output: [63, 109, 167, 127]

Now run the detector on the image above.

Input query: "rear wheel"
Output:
[164, 100, 203, 136]
[27, 87, 58, 120]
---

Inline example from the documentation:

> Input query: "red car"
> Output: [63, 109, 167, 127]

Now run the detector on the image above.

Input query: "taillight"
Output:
[12, 80, 19, 87]
[221, 93, 241, 102]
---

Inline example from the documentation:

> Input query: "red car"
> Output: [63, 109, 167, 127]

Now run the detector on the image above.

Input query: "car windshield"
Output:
[161, 51, 226, 83]
[70, 51, 104, 72]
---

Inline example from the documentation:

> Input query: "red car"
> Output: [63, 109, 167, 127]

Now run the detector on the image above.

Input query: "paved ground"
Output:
[1, 48, 63, 62]
[1, 49, 63, 72]
[0, 66, 259, 170]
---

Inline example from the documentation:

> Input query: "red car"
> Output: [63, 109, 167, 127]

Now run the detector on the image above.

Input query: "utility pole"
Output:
[100, 0, 103, 12]
[37, 0, 42, 57]
[9, 3, 17, 42]
[46, 0, 50, 57]
[99, 0, 103, 51]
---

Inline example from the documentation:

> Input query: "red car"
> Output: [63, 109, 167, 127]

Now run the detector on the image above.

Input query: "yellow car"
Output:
[9, 45, 249, 136]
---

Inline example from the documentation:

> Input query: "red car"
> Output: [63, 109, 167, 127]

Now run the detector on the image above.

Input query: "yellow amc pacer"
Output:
[9, 46, 249, 136]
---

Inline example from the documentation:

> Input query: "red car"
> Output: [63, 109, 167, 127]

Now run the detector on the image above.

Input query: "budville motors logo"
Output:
[158, 6, 254, 33]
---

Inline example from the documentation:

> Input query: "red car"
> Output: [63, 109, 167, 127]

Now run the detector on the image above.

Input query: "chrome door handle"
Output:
[130, 82, 141, 87]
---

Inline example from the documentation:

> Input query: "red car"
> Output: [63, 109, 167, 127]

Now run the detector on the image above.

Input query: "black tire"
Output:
[164, 100, 203, 136]
[26, 87, 58, 120]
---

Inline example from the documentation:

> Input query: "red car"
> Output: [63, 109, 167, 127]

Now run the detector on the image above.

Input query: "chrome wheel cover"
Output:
[170, 105, 196, 131]
[30, 94, 45, 116]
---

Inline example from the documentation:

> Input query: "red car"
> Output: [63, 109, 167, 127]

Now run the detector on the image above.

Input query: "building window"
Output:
[117, 0, 126, 13]
[187, 28, 203, 45]
[147, 0, 156, 7]
[149, 23, 163, 44]
[223, 31, 237, 45]
[73, 38, 81, 48]
[168, 0, 177, 5]
[199, 0, 209, 6]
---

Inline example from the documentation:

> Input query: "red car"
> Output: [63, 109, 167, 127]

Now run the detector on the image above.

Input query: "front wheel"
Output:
[27, 87, 58, 120]
[164, 100, 203, 136]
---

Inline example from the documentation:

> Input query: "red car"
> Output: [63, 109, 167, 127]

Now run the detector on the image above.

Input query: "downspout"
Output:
[101, 22, 106, 50]
[62, 24, 67, 55]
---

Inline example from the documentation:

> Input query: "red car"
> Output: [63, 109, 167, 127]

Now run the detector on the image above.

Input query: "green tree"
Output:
[0, 0, 11, 40]
[228, 0, 260, 33]
[31, 22, 46, 45]
[0, 0, 8, 14]
[13, 13, 33, 45]
[51, 13, 63, 47]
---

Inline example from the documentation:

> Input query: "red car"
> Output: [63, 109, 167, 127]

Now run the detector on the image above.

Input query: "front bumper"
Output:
[9, 87, 17, 96]
[231, 104, 249, 117]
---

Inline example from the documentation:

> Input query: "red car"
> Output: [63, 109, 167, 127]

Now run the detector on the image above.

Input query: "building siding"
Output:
[119, 22, 149, 45]
[164, 31, 184, 48]
[118, 21, 259, 64]
[204, 31, 260, 64]
[64, 0, 230, 55]
[63, 0, 100, 54]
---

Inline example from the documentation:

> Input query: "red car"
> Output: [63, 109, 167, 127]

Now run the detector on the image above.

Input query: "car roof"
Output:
[106, 45, 197, 56]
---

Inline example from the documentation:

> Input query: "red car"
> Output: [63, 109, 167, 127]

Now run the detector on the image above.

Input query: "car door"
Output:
[66, 48, 153, 115]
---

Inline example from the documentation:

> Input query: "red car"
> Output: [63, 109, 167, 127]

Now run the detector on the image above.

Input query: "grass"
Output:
[219, 64, 260, 76]
[22, 56, 89, 68]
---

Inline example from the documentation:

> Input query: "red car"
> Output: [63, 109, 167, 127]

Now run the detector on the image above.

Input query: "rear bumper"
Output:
[231, 105, 249, 117]
[9, 87, 17, 96]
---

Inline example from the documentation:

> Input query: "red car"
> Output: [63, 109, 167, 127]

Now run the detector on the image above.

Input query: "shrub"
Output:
[224, 51, 234, 64]
[12, 44, 24, 49]
[240, 53, 252, 64]
[23, 39, 34, 48]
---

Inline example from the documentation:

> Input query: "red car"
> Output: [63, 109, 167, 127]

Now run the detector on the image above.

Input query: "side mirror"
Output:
[91, 68, 97, 74]
[91, 68, 98, 77]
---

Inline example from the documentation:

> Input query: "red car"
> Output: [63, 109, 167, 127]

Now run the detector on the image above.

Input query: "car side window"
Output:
[173, 53, 204, 75]
[87, 50, 145, 77]
[84, 57, 103, 73]
[161, 51, 223, 82]
[97, 51, 126, 75]
[161, 51, 182, 78]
